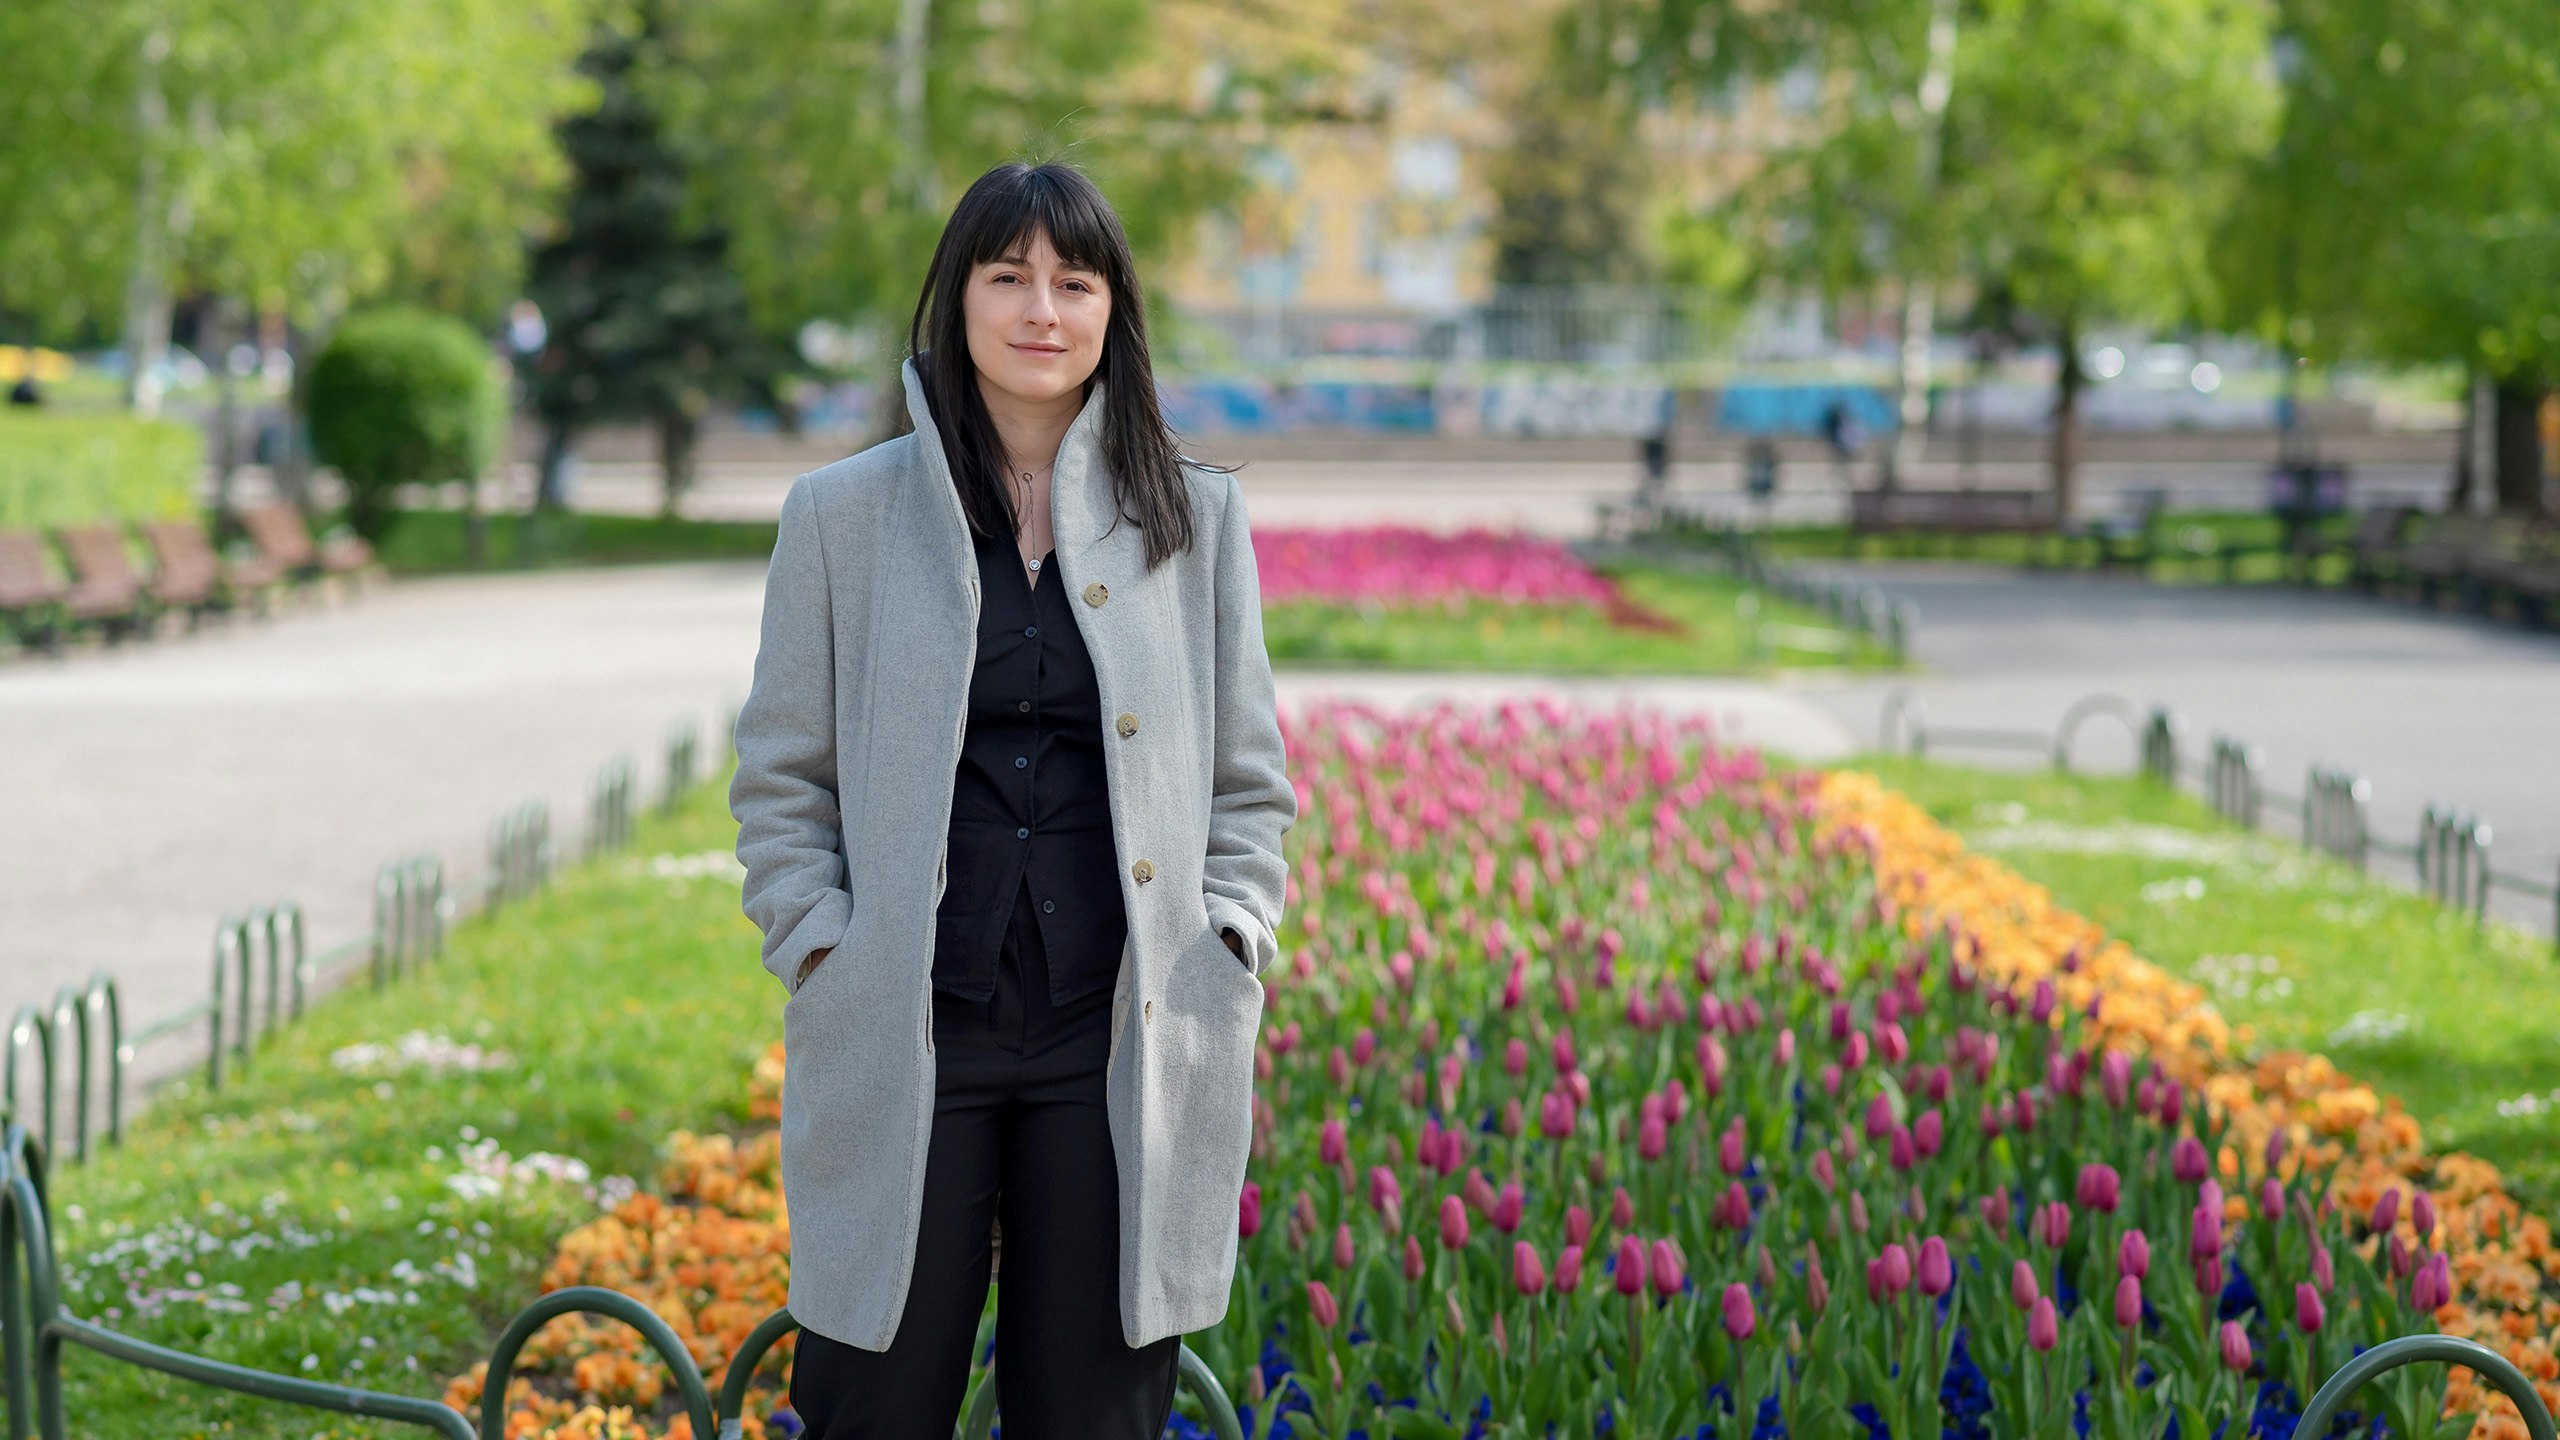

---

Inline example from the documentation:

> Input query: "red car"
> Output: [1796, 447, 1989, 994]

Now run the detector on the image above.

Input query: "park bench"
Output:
[141, 518, 285, 623]
[2462, 517, 2560, 626]
[53, 524, 151, 643]
[1847, 487, 2056, 538]
[0, 527, 70, 651]
[240, 500, 377, 597]
[2310, 504, 2420, 592]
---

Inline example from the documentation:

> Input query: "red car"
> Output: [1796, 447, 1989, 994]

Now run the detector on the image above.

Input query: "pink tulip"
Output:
[1614, 1236, 1648, 1296]
[1439, 1195, 1469, 1250]
[1368, 1163, 1402, 1213]
[1849, 1191, 1871, 1235]
[1307, 1279, 1339, 1328]
[1776, 1028, 1796, 1066]
[1650, 1237, 1685, 1297]
[1914, 1109, 1943, 1159]
[2101, 1050, 2132, 1108]
[1917, 1237, 1952, 1297]
[2076, 1163, 2122, 1214]
[1719, 1118, 1748, 1176]
[1979, 1103, 2005, 1141]
[1352, 1028, 1376, 1066]
[1820, 1063, 1844, 1098]
[1539, 1090, 1575, 1141]
[2260, 1178, 2285, 1222]
[1715, 1181, 1752, 1231]
[2156, 1080, 2185, 1127]
[1863, 1257, 1887, 1304]
[1333, 1223, 1356, 1271]
[1981, 1188, 2012, 1237]
[1493, 1181, 1525, 1235]
[2218, 1320, 2253, 1372]
[1552, 1029, 1577, 1076]
[2190, 1203, 2222, 1261]
[2028, 1296, 2059, 1351]
[1503, 1038, 1528, 1077]
[1327, 1046, 1351, 1089]
[2370, 1187, 2401, 1235]
[2171, 1137, 2210, 1184]
[2194, 1253, 2225, 1299]
[1888, 1126, 1916, 1173]
[2034, 1201, 2071, 1251]
[1402, 1235, 1426, 1283]
[1805, 1248, 1830, 1313]
[2311, 1241, 2334, 1294]
[1880, 1242, 1911, 1297]
[2112, 1275, 2143, 1329]
[1877, 1021, 1909, 1065]
[1513, 1240, 1547, 1296]
[2296, 1281, 2324, 1334]
[1829, 1001, 1852, 1042]
[1611, 1185, 1634, 1231]
[2413, 1189, 2436, 1241]
[1239, 1181, 1263, 1238]
[2011, 1259, 2040, 1313]
[1722, 1281, 1756, 1339]
[1320, 1118, 1346, 1166]
[1556, 1243, 1585, 1294]
[2118, 1229, 2150, 1281]
[1638, 1113, 1668, 1162]
[1566, 1203, 1592, 1248]
[1811, 1149, 1836, 1193]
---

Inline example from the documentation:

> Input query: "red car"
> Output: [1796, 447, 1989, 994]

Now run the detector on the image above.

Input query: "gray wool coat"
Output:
[728, 355, 1296, 1353]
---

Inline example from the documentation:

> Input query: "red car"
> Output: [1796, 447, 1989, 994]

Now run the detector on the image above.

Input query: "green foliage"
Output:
[49, 773, 772, 1437]
[373, 509, 781, 575]
[0, 413, 201, 530]
[0, 0, 591, 340]
[303, 307, 506, 543]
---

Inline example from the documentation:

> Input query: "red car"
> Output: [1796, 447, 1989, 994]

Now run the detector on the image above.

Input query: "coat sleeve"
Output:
[729, 474, 854, 995]
[1199, 469, 1297, 978]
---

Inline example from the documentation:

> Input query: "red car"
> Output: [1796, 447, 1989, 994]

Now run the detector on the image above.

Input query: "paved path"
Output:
[1780, 564, 2560, 927]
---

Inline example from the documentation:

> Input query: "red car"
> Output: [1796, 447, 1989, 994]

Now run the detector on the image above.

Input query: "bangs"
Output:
[962, 168, 1123, 277]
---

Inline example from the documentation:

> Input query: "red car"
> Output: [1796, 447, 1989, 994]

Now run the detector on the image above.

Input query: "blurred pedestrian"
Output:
[8, 375, 38, 407]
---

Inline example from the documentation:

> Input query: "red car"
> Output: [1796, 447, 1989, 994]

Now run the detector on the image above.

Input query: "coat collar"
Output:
[898, 354, 1114, 560]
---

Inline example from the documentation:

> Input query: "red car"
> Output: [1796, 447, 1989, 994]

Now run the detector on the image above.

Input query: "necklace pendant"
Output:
[1027, 557, 1041, 571]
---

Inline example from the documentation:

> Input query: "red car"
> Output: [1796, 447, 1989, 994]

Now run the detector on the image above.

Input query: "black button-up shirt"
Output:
[932, 528, 1128, 1006]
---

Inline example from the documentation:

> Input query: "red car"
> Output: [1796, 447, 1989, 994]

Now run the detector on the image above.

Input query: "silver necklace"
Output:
[1014, 460, 1054, 570]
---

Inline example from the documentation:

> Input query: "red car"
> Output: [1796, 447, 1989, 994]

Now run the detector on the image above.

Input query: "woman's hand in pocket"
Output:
[1219, 928, 1246, 965]
[795, 946, 833, 990]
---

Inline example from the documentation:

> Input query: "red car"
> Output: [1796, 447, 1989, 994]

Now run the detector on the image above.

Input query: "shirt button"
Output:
[1016, 827, 1029, 839]
[1017, 700, 1030, 713]
[1043, 899, 1056, 914]
[1024, 625, 1037, 638]
[1014, 756, 1027, 769]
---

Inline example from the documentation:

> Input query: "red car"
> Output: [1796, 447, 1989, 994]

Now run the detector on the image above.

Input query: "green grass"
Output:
[1655, 512, 2374, 587]
[373, 508, 781, 576]
[45, 768, 778, 1438]
[1855, 755, 2560, 1212]
[1262, 563, 1902, 674]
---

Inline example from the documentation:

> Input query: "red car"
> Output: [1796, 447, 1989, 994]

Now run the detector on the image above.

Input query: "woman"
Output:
[728, 159, 1295, 1440]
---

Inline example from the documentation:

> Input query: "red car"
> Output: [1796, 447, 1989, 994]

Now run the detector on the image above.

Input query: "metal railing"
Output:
[1, 706, 746, 1176]
[0, 1117, 1242, 1439]
[1648, 525, 1917, 664]
[1875, 689, 2560, 951]
[2298, 1333, 2555, 1440]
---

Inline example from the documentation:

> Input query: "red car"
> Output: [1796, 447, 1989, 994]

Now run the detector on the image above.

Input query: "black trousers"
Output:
[789, 880, 1182, 1440]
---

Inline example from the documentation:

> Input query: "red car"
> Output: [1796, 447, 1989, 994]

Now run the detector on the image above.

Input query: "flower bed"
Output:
[449, 707, 2507, 1438]
[1254, 526, 1680, 635]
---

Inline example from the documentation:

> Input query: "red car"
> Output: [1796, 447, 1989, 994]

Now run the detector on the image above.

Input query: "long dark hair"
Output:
[904, 160, 1223, 570]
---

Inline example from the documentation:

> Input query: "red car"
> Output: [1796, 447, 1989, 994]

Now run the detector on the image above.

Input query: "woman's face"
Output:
[963, 226, 1111, 413]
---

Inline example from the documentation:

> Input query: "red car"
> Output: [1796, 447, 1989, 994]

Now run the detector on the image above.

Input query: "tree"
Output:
[519, 2, 773, 519]
[2217, 0, 2560, 513]
[304, 306, 508, 545]
[0, 0, 588, 414]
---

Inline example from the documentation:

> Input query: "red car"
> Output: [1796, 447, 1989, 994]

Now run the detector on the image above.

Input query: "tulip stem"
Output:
[1625, 1292, 1644, 1382]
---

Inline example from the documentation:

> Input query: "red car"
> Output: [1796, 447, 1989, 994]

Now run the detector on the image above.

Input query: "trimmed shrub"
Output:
[303, 306, 506, 543]
[0, 414, 201, 531]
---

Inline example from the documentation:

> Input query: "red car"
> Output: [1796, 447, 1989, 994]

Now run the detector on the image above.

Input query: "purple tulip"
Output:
[1714, 1180, 1752, 1231]
[1615, 1236, 1648, 1296]
[2029, 979, 2057, 1026]
[2119, 1229, 2150, 1281]
[2112, 1274, 2143, 1329]
[2260, 1177, 2285, 1222]
[1979, 1103, 2005, 1141]
[2156, 1080, 2185, 1127]
[1556, 1243, 1585, 1294]
[1240, 1181, 1263, 1238]
[1403, 1234, 1426, 1283]
[1552, 1029, 1577, 1075]
[1503, 1037, 1528, 1077]
[2311, 1241, 2334, 1294]
[1638, 1113, 1668, 1162]
[2194, 1252, 2225, 1300]
[1351, 1028, 1375, 1066]
[1369, 1163, 1402, 1213]
[1493, 1181, 1525, 1235]
[1722, 1281, 1757, 1339]
[1539, 1090, 1575, 1141]
[2296, 1282, 2324, 1333]
[1612, 1186, 1635, 1230]
[2028, 1296, 2059, 1352]
[2371, 1187, 2401, 1235]
[2011, 1259, 2040, 1313]
[1917, 1237, 1952, 1297]
[2034, 1201, 2071, 1251]
[1864, 1256, 1887, 1304]
[1566, 1203, 1592, 1248]
[1513, 1240, 1547, 1296]
[2101, 1050, 2132, 1108]
[1320, 1118, 1346, 1166]
[2219, 1320, 2252, 1372]
[2265, 1127, 2287, 1170]
[2389, 1233, 2412, 1279]
[1650, 1237, 1686, 1297]
[1850, 1191, 1871, 1235]
[2413, 1189, 2436, 1241]
[2012, 1089, 2038, 1134]
[1889, 1126, 1916, 1173]
[2413, 1251, 2452, 1312]
[1981, 1189, 2012, 1237]
[1915, 1109, 1944, 1159]
[1333, 1223, 1356, 1271]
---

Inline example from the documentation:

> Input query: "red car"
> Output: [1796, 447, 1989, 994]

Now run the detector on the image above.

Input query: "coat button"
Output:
[1132, 859, 1154, 883]
[1143, 999, 1153, 1023]
[1116, 712, 1139, 738]
[1084, 582, 1109, 607]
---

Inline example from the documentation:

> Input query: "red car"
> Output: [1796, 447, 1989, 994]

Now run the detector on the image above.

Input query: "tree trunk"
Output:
[2449, 367, 2479, 512]
[2048, 320, 2084, 530]
[1887, 0, 1960, 491]
[536, 421, 576, 512]
[2493, 374, 2548, 514]
[657, 408, 699, 521]
[121, 27, 171, 416]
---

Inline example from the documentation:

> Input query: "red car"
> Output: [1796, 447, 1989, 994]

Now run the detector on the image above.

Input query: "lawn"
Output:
[1660, 513, 2371, 587]
[372, 508, 781, 575]
[1854, 755, 2560, 1213]
[1260, 562, 1900, 674]
[44, 770, 781, 1439]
